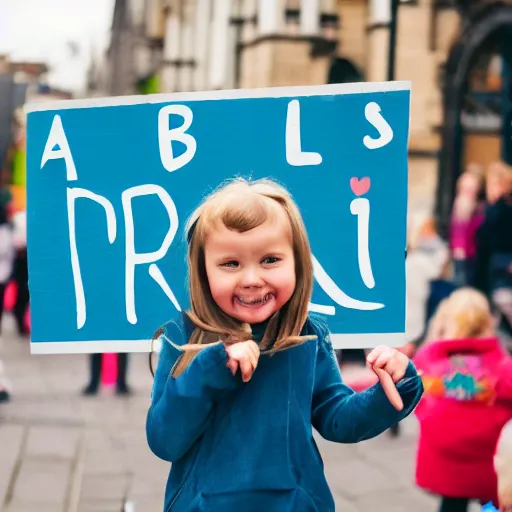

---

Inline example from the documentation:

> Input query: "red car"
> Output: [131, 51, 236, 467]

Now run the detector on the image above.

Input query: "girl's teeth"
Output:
[238, 294, 271, 305]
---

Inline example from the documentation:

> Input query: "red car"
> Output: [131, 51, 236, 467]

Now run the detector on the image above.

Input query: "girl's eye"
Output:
[221, 260, 239, 268]
[262, 256, 280, 265]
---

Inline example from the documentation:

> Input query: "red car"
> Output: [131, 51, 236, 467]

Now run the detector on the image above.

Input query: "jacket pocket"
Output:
[189, 488, 322, 512]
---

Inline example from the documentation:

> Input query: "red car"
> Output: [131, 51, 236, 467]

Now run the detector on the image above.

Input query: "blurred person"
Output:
[494, 419, 512, 511]
[414, 288, 512, 512]
[0, 197, 15, 329]
[0, 359, 12, 402]
[12, 210, 29, 336]
[0, 197, 15, 403]
[82, 353, 131, 396]
[406, 213, 452, 347]
[473, 161, 512, 349]
[449, 166, 485, 286]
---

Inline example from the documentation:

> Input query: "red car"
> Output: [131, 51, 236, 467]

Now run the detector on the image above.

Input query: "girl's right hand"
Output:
[224, 340, 260, 383]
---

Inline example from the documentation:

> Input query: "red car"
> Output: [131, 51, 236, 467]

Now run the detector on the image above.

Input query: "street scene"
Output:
[1, 0, 512, 511]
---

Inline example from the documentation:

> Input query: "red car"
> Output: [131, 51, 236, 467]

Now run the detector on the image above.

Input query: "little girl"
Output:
[146, 178, 423, 511]
[414, 288, 512, 512]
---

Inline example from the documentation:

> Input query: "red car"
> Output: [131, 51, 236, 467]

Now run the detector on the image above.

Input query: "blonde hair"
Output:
[426, 287, 494, 342]
[407, 211, 434, 251]
[488, 161, 512, 194]
[170, 178, 315, 377]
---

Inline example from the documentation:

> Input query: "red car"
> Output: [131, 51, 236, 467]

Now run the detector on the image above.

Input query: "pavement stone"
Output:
[0, 425, 24, 506]
[79, 474, 129, 502]
[25, 425, 82, 460]
[10, 459, 71, 506]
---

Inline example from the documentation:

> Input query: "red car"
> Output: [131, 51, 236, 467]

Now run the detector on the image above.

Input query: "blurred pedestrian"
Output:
[83, 353, 131, 396]
[449, 165, 485, 286]
[414, 288, 512, 512]
[12, 210, 29, 336]
[473, 161, 512, 350]
[0, 359, 12, 402]
[0, 197, 15, 402]
[406, 213, 451, 347]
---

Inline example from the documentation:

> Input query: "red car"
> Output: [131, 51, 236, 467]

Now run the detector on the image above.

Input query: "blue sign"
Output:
[26, 82, 410, 354]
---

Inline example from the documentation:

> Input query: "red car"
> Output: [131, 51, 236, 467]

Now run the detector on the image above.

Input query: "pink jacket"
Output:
[449, 207, 484, 259]
[413, 337, 512, 503]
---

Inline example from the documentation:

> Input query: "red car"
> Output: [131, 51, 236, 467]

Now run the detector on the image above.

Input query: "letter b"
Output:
[158, 104, 197, 173]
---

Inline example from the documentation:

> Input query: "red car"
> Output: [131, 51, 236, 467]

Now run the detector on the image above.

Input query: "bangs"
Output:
[198, 190, 282, 238]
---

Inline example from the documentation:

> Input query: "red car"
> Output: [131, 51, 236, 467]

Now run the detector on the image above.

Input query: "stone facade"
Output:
[143, 0, 512, 222]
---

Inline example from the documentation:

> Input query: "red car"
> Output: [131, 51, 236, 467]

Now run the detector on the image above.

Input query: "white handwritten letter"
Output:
[122, 184, 180, 324]
[312, 255, 383, 310]
[158, 104, 197, 173]
[350, 197, 375, 289]
[285, 99, 322, 166]
[41, 115, 78, 181]
[67, 188, 117, 329]
[363, 102, 393, 150]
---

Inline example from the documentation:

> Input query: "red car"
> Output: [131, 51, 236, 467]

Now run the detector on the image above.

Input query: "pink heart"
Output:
[350, 177, 371, 197]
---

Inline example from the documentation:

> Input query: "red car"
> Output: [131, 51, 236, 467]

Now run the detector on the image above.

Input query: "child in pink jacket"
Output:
[414, 288, 512, 512]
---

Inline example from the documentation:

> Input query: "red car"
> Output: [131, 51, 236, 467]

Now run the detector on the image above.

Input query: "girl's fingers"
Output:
[390, 365, 406, 383]
[248, 341, 260, 361]
[249, 346, 259, 371]
[239, 357, 253, 383]
[226, 358, 238, 376]
[366, 345, 386, 365]
[373, 367, 404, 411]
[372, 349, 393, 370]
[225, 341, 260, 382]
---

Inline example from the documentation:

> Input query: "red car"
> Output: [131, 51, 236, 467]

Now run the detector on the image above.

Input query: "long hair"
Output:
[426, 287, 494, 342]
[171, 178, 315, 377]
[487, 161, 512, 203]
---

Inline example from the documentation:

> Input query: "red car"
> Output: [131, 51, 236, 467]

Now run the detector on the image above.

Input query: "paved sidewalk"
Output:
[0, 315, 477, 512]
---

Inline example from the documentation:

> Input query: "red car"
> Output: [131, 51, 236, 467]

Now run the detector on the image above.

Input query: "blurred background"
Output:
[1, 0, 512, 511]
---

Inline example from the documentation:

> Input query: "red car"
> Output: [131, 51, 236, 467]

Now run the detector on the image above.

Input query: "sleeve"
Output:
[146, 318, 240, 462]
[311, 319, 424, 443]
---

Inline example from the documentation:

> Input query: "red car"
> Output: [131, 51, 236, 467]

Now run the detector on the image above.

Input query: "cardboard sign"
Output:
[26, 82, 410, 354]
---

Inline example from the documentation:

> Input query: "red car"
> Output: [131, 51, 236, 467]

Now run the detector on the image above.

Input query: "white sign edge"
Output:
[25, 81, 412, 113]
[29, 332, 405, 354]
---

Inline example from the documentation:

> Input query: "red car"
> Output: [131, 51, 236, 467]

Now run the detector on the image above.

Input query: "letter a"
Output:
[158, 105, 197, 173]
[41, 115, 78, 181]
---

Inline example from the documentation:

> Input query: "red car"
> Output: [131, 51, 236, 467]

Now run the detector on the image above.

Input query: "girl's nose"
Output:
[240, 267, 263, 287]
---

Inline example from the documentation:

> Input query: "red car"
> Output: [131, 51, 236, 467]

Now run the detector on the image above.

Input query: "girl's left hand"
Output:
[366, 345, 409, 383]
[366, 345, 410, 411]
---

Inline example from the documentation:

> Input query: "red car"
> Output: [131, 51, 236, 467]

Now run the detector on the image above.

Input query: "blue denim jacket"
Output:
[146, 313, 423, 512]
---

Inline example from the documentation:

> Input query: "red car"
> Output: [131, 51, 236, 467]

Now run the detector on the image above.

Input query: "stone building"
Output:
[136, 0, 512, 232]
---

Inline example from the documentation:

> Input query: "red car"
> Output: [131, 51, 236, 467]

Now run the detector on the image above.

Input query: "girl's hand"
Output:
[366, 345, 409, 411]
[224, 340, 260, 383]
[367, 345, 409, 383]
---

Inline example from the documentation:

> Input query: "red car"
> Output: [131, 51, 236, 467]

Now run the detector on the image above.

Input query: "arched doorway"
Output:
[327, 57, 364, 84]
[436, 1, 512, 237]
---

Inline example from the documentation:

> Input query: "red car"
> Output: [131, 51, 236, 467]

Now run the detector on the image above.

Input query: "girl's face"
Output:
[486, 174, 505, 204]
[458, 173, 479, 197]
[204, 209, 296, 325]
